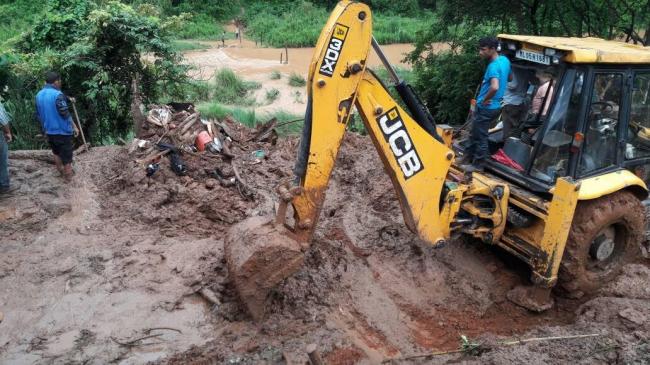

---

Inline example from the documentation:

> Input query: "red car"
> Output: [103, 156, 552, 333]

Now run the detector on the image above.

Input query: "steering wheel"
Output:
[591, 117, 618, 135]
[589, 101, 618, 135]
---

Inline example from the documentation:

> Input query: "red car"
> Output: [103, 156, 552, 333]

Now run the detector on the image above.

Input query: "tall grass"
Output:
[170, 40, 209, 52]
[374, 14, 432, 44]
[213, 68, 260, 106]
[174, 13, 227, 40]
[288, 73, 306, 87]
[197, 101, 303, 135]
[265, 88, 280, 103]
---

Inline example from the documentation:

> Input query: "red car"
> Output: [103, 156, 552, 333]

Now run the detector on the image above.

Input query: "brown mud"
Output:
[1, 131, 649, 364]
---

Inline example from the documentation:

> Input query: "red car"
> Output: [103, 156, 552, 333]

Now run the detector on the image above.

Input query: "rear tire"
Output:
[557, 191, 644, 298]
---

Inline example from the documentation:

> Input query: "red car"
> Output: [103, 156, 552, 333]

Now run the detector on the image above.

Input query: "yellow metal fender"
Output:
[549, 169, 648, 201]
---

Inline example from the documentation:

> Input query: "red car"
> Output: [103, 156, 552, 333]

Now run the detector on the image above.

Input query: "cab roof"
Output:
[498, 34, 650, 64]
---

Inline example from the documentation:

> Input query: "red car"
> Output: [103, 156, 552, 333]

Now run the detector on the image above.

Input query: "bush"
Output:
[288, 72, 306, 87]
[19, 0, 94, 53]
[0, 1, 44, 49]
[152, 0, 238, 21]
[0, 0, 189, 148]
[159, 79, 211, 103]
[270, 70, 281, 80]
[408, 20, 494, 125]
[213, 68, 260, 105]
[265, 88, 280, 103]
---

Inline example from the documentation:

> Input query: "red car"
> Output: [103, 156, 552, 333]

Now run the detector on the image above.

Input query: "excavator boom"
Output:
[225, 1, 460, 320]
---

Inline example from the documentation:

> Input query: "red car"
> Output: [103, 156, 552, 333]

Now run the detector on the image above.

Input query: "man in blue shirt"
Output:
[36, 72, 79, 181]
[462, 37, 511, 171]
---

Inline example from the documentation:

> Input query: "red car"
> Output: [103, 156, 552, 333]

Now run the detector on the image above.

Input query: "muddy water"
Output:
[182, 40, 447, 116]
[183, 42, 419, 78]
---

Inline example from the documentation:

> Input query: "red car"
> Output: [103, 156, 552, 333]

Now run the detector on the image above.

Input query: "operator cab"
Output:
[479, 35, 650, 193]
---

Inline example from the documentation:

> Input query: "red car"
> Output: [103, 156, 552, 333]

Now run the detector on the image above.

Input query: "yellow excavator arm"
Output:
[226, 1, 465, 320]
[284, 1, 457, 246]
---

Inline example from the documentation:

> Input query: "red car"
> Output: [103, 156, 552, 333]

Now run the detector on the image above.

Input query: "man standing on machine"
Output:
[462, 37, 511, 171]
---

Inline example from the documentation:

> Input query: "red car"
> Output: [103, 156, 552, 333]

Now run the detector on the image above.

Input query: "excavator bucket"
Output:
[224, 216, 305, 321]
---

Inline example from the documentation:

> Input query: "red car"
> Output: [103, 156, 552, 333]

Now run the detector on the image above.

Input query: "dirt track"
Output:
[1, 130, 649, 364]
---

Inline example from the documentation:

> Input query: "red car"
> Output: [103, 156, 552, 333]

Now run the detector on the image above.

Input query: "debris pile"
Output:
[128, 104, 284, 195]
[103, 103, 296, 237]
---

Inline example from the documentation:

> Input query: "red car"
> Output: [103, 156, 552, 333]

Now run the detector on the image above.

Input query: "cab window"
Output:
[626, 72, 650, 159]
[530, 69, 583, 183]
[578, 73, 623, 175]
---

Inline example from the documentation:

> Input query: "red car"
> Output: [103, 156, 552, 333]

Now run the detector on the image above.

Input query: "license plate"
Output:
[516, 49, 550, 65]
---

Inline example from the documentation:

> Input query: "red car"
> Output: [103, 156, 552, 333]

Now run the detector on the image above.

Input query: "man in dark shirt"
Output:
[35, 72, 79, 181]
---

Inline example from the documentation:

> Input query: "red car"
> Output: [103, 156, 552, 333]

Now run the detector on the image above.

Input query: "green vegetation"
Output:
[0, 1, 44, 49]
[270, 70, 281, 80]
[265, 88, 280, 103]
[213, 68, 260, 106]
[347, 112, 366, 135]
[197, 101, 302, 135]
[1, 0, 188, 149]
[173, 14, 227, 40]
[243, 1, 431, 47]
[288, 73, 306, 87]
[170, 40, 209, 52]
[370, 66, 414, 111]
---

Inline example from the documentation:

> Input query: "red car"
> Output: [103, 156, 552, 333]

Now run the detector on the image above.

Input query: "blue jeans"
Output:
[467, 107, 501, 163]
[0, 132, 8, 189]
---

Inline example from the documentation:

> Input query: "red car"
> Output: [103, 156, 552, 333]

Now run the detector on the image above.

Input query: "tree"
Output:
[1, 0, 188, 148]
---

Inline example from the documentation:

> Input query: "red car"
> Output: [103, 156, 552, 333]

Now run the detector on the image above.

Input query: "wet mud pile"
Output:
[102, 115, 298, 238]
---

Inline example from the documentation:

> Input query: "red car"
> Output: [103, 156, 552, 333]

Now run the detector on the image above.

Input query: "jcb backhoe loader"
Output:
[225, 1, 650, 320]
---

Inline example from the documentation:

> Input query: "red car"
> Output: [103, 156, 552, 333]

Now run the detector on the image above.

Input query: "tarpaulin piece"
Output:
[492, 148, 524, 171]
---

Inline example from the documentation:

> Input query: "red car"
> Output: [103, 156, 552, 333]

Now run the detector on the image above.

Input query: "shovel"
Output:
[69, 97, 90, 153]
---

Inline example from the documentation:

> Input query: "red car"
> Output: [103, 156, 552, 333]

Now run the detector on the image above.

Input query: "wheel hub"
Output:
[589, 233, 616, 262]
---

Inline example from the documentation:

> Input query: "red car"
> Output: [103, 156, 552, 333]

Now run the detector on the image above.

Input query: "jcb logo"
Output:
[319, 24, 349, 77]
[377, 108, 424, 179]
